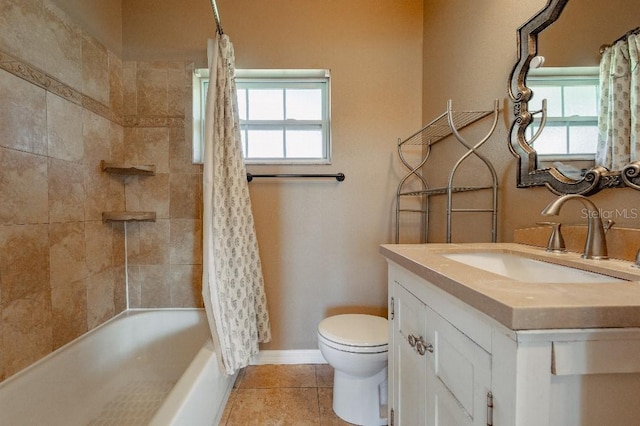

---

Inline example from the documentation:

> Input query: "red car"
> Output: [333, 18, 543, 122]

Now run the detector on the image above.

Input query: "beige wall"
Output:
[421, 0, 640, 245]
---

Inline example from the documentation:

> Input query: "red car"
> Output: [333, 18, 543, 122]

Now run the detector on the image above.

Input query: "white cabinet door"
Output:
[424, 305, 492, 426]
[391, 283, 428, 425]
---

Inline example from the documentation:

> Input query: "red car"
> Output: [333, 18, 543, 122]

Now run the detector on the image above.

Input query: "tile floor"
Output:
[219, 364, 355, 425]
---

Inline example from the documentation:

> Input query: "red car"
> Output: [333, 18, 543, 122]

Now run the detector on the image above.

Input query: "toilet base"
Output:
[333, 366, 388, 426]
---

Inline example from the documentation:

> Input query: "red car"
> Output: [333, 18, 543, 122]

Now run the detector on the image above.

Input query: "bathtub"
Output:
[0, 309, 236, 425]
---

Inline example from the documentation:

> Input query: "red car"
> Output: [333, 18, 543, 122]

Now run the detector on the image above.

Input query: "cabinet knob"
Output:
[416, 338, 434, 355]
[408, 334, 434, 356]
[407, 334, 417, 347]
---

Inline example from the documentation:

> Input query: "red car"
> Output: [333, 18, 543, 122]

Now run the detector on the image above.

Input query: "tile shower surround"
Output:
[0, 0, 203, 381]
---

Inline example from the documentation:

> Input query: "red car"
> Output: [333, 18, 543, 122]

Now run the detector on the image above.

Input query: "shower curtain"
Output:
[596, 33, 640, 170]
[202, 35, 271, 375]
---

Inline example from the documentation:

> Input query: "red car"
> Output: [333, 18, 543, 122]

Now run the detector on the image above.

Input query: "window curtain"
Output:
[596, 33, 640, 170]
[202, 35, 271, 375]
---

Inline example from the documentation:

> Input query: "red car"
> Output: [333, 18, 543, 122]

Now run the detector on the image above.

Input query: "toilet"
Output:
[317, 314, 388, 426]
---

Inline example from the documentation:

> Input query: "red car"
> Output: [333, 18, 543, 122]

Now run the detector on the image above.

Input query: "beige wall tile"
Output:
[43, 1, 82, 91]
[113, 265, 127, 312]
[127, 220, 170, 266]
[48, 158, 85, 223]
[49, 222, 88, 286]
[51, 277, 87, 349]
[125, 173, 170, 219]
[85, 221, 113, 273]
[108, 51, 123, 118]
[170, 264, 203, 308]
[125, 174, 169, 219]
[0, 70, 47, 155]
[132, 264, 171, 308]
[0, 224, 50, 303]
[167, 66, 186, 117]
[126, 265, 142, 309]
[111, 222, 126, 266]
[82, 33, 109, 105]
[83, 109, 111, 164]
[87, 268, 115, 330]
[110, 122, 126, 163]
[46, 93, 84, 162]
[136, 65, 168, 116]
[169, 173, 202, 219]
[0, 305, 4, 381]
[124, 127, 170, 173]
[0, 148, 49, 225]
[122, 61, 137, 116]
[2, 291, 52, 378]
[0, 0, 46, 71]
[170, 218, 202, 265]
[169, 125, 200, 174]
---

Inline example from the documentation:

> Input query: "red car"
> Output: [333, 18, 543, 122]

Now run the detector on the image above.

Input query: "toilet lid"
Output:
[318, 314, 388, 347]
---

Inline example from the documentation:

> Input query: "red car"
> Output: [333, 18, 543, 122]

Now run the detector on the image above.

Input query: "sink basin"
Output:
[442, 251, 625, 283]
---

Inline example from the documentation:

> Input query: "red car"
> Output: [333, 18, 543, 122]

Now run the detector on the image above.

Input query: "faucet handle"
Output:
[537, 222, 566, 253]
[604, 219, 615, 233]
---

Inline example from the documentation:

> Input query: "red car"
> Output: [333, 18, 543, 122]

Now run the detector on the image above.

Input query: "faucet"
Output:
[541, 194, 608, 260]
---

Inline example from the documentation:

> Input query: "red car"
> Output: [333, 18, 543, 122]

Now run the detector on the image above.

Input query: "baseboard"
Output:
[250, 349, 327, 365]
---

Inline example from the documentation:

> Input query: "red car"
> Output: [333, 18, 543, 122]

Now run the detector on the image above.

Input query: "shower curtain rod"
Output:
[210, 0, 224, 35]
[600, 27, 640, 54]
[246, 173, 346, 182]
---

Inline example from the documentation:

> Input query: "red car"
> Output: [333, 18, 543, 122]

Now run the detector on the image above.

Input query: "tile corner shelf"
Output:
[100, 160, 157, 223]
[102, 211, 156, 223]
[100, 160, 156, 176]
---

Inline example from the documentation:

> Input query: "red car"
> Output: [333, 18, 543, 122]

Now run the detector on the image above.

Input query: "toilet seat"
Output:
[318, 314, 388, 354]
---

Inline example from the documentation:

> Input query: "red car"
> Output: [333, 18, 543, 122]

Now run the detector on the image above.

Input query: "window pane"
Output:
[246, 130, 284, 158]
[569, 126, 599, 153]
[286, 129, 323, 158]
[564, 86, 598, 117]
[286, 89, 322, 120]
[240, 129, 247, 156]
[237, 89, 247, 120]
[530, 86, 562, 116]
[248, 89, 284, 120]
[533, 126, 568, 154]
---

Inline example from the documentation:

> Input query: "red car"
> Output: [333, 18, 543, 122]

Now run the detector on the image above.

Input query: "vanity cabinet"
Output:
[386, 260, 640, 426]
[390, 272, 491, 426]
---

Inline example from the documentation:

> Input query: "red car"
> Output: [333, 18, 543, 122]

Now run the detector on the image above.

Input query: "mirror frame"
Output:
[508, 0, 640, 195]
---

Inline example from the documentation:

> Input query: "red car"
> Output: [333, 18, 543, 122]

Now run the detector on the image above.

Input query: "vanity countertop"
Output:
[380, 243, 640, 330]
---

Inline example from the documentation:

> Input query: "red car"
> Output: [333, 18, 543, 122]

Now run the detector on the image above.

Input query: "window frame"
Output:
[192, 68, 331, 165]
[526, 66, 600, 161]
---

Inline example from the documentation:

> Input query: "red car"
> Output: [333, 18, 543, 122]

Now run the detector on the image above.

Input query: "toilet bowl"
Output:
[317, 314, 388, 426]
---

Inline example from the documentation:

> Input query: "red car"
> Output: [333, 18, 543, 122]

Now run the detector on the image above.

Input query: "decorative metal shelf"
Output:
[395, 100, 500, 243]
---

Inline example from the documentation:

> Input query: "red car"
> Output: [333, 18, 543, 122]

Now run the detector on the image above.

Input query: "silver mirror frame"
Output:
[508, 0, 640, 195]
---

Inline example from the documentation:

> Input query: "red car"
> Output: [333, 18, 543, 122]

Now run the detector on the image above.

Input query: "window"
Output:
[526, 67, 600, 159]
[193, 69, 331, 164]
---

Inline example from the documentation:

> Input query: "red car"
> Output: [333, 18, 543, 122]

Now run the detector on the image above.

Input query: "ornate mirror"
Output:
[508, 0, 640, 195]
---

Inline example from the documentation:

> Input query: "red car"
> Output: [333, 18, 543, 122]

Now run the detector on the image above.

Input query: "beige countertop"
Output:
[380, 243, 640, 330]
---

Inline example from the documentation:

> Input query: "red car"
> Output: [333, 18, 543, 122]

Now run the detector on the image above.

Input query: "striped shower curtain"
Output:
[202, 35, 271, 375]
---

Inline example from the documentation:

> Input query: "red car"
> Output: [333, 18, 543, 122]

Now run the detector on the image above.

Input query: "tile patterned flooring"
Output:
[219, 364, 355, 425]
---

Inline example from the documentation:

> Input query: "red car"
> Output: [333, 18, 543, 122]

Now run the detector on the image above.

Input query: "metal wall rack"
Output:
[395, 100, 499, 243]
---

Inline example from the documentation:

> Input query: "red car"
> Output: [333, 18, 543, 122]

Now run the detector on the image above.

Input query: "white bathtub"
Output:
[0, 309, 236, 425]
